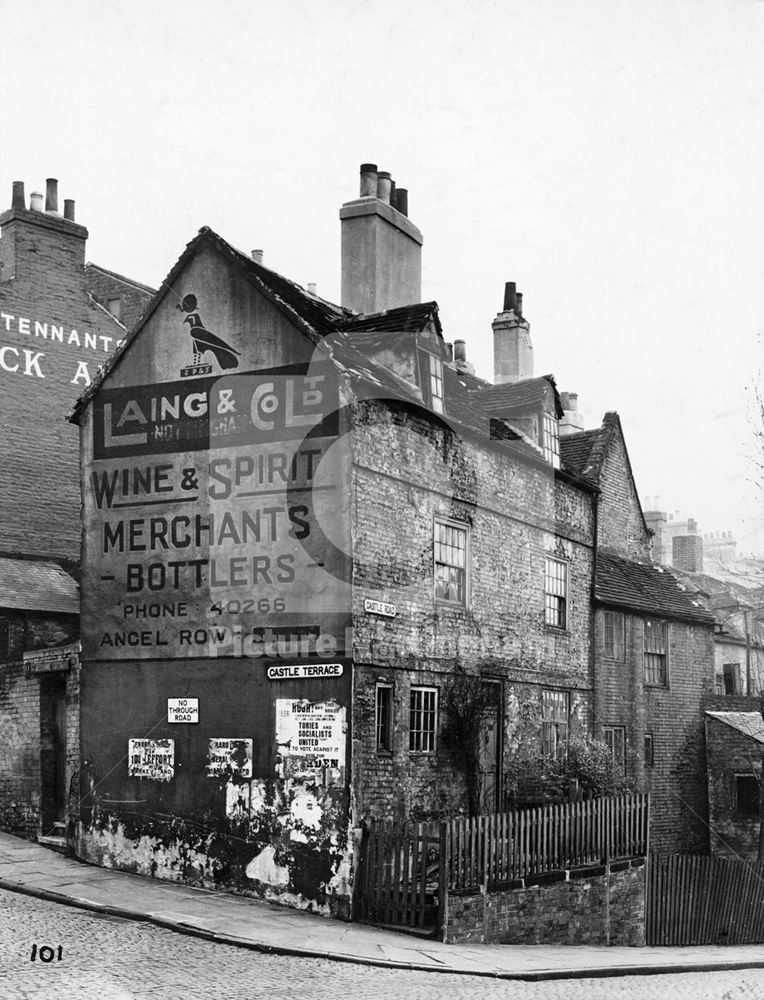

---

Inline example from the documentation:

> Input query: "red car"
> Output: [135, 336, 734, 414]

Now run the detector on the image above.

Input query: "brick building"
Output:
[0, 178, 153, 842]
[705, 710, 764, 859]
[561, 415, 716, 852]
[71, 165, 599, 915]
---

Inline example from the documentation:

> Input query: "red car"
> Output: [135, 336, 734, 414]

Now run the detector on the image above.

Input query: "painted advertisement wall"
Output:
[78, 240, 354, 916]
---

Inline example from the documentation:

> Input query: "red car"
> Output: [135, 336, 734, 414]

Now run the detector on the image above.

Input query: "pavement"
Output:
[2, 833, 764, 983]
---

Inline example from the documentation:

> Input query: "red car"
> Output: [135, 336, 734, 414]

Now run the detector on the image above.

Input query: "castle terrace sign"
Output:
[266, 663, 344, 680]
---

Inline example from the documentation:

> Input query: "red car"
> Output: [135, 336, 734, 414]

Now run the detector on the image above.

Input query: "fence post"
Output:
[439, 821, 450, 942]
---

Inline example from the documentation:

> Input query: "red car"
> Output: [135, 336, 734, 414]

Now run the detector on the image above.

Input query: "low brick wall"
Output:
[444, 858, 645, 946]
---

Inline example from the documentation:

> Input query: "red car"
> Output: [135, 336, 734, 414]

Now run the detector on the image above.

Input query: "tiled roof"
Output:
[340, 302, 442, 337]
[596, 550, 715, 625]
[472, 375, 564, 418]
[0, 558, 79, 615]
[559, 414, 627, 484]
[706, 712, 764, 745]
[69, 229, 574, 474]
[559, 428, 602, 481]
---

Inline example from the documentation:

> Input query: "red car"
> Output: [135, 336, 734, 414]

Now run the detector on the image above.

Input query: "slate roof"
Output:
[0, 558, 79, 615]
[596, 550, 715, 625]
[471, 375, 564, 419]
[706, 712, 764, 745]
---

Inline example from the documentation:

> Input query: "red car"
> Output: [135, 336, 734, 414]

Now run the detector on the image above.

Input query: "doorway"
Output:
[40, 674, 67, 837]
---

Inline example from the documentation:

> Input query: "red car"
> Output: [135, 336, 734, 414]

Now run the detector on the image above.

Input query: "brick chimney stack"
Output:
[493, 281, 533, 384]
[0, 178, 87, 284]
[339, 163, 423, 314]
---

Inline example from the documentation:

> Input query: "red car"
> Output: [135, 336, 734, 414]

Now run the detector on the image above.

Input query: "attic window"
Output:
[426, 354, 444, 414]
[543, 413, 560, 468]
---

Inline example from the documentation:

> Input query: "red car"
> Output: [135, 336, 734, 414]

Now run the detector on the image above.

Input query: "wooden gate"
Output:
[647, 854, 764, 945]
[355, 820, 443, 931]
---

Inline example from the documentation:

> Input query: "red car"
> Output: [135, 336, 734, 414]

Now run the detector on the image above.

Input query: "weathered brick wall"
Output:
[445, 859, 646, 945]
[350, 400, 595, 821]
[596, 606, 715, 852]
[84, 265, 154, 331]
[0, 611, 79, 839]
[0, 660, 41, 836]
[0, 208, 125, 561]
[705, 714, 762, 858]
[596, 429, 651, 561]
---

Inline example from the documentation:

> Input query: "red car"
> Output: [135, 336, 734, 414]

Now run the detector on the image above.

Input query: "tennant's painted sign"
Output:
[83, 362, 351, 660]
[0, 311, 123, 386]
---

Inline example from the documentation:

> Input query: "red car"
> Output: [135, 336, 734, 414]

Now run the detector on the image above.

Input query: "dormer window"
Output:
[426, 353, 444, 414]
[543, 412, 560, 467]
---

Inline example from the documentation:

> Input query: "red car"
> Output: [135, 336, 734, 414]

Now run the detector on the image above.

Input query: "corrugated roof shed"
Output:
[0, 558, 79, 615]
[596, 550, 714, 625]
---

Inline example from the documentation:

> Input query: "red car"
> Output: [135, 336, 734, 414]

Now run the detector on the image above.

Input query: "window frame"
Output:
[722, 662, 743, 696]
[544, 555, 568, 630]
[644, 732, 654, 767]
[644, 619, 669, 687]
[409, 686, 438, 754]
[0, 618, 9, 660]
[427, 354, 445, 414]
[375, 683, 393, 754]
[542, 412, 560, 468]
[604, 610, 625, 660]
[603, 725, 626, 775]
[735, 774, 760, 817]
[541, 689, 569, 759]
[433, 517, 470, 608]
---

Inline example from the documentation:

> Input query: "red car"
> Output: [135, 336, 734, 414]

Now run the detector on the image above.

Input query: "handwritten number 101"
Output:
[30, 944, 63, 962]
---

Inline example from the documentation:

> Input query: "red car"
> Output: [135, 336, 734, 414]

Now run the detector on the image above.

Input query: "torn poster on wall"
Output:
[128, 738, 174, 780]
[275, 700, 346, 781]
[206, 738, 253, 777]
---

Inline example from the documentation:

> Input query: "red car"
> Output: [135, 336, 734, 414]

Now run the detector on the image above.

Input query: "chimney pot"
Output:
[389, 179, 397, 210]
[307, 282, 317, 295]
[454, 339, 467, 363]
[359, 163, 378, 198]
[45, 178, 59, 213]
[29, 191, 43, 212]
[11, 181, 25, 210]
[516, 292, 523, 317]
[377, 171, 392, 204]
[503, 281, 517, 312]
[251, 249, 264, 264]
[396, 187, 408, 216]
[64, 199, 75, 221]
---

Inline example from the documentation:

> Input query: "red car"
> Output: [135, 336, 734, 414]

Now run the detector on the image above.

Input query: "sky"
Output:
[2, 0, 763, 551]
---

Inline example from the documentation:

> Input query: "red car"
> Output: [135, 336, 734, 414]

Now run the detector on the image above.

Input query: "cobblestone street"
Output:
[0, 889, 763, 1000]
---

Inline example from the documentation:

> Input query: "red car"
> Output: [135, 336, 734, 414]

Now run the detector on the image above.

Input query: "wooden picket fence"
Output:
[356, 793, 649, 930]
[647, 855, 764, 945]
[445, 792, 649, 890]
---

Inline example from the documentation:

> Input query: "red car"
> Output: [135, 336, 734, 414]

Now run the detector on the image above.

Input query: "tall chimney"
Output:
[11, 181, 25, 211]
[45, 178, 59, 214]
[559, 391, 584, 436]
[492, 282, 533, 384]
[340, 162, 423, 314]
[64, 199, 75, 221]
